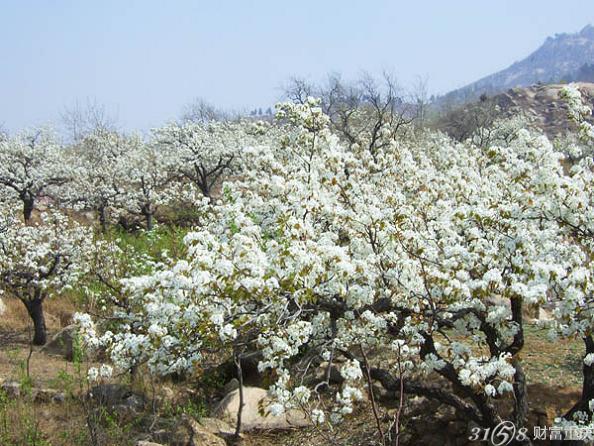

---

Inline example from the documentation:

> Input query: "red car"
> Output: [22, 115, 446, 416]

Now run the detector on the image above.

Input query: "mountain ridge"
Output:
[439, 25, 594, 105]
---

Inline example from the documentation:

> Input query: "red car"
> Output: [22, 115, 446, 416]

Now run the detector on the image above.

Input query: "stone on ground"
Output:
[212, 386, 311, 431]
[40, 325, 77, 360]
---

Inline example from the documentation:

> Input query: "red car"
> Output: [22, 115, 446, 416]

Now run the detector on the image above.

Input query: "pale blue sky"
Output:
[1, 0, 592, 132]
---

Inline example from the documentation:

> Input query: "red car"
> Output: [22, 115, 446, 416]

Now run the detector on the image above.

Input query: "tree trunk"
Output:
[143, 209, 154, 231]
[98, 205, 107, 232]
[24, 298, 47, 346]
[511, 358, 533, 445]
[197, 181, 210, 199]
[23, 197, 34, 224]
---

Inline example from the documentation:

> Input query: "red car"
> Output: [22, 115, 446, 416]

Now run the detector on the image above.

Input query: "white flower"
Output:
[99, 364, 113, 379]
[497, 381, 514, 394]
[484, 384, 496, 397]
[311, 409, 325, 424]
[87, 367, 99, 382]
[268, 402, 285, 417]
[340, 359, 363, 381]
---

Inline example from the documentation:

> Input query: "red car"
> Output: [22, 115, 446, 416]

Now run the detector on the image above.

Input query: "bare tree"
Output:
[61, 98, 118, 143]
[284, 72, 415, 157]
[357, 72, 415, 154]
[283, 76, 316, 105]
[434, 94, 504, 145]
[180, 97, 227, 124]
[411, 75, 430, 129]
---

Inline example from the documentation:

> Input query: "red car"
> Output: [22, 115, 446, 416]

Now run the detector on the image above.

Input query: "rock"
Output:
[88, 383, 145, 413]
[223, 378, 240, 395]
[185, 417, 227, 446]
[212, 386, 311, 431]
[52, 392, 66, 403]
[136, 442, 164, 446]
[416, 432, 449, 446]
[122, 393, 145, 411]
[447, 420, 468, 437]
[152, 427, 190, 446]
[33, 388, 62, 403]
[111, 393, 145, 418]
[89, 383, 128, 404]
[193, 416, 235, 437]
[1, 380, 21, 398]
[152, 420, 227, 446]
[435, 404, 457, 423]
[190, 429, 227, 446]
[40, 325, 77, 360]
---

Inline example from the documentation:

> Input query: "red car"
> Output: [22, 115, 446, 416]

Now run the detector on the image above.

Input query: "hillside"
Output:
[440, 25, 594, 105]
[493, 82, 594, 137]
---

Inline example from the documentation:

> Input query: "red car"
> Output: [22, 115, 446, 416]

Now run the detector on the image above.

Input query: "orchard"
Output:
[1, 83, 593, 445]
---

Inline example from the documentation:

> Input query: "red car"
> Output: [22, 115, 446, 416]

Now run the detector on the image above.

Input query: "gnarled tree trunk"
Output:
[98, 205, 107, 232]
[23, 196, 35, 224]
[23, 297, 47, 345]
[141, 205, 154, 231]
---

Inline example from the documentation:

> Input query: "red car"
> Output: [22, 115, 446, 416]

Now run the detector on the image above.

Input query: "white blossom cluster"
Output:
[561, 84, 594, 142]
[0, 211, 93, 299]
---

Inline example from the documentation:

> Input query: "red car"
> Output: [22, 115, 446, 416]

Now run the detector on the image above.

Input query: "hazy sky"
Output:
[1, 0, 593, 132]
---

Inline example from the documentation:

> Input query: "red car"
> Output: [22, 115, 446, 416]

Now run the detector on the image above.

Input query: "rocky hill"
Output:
[492, 82, 594, 138]
[440, 25, 594, 105]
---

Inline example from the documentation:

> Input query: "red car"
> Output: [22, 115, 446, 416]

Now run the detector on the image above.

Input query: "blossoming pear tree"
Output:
[0, 128, 69, 223]
[561, 84, 594, 143]
[538, 85, 594, 428]
[0, 211, 93, 344]
[121, 140, 173, 230]
[63, 129, 135, 231]
[152, 121, 247, 199]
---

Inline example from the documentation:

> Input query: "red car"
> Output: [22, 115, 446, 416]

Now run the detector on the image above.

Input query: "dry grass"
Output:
[1, 296, 78, 332]
[0, 347, 86, 389]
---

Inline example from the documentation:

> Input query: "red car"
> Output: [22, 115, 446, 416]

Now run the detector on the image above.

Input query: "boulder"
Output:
[313, 362, 345, 386]
[1, 380, 21, 398]
[212, 386, 311, 431]
[152, 419, 227, 446]
[88, 384, 145, 413]
[192, 416, 235, 438]
[89, 383, 128, 404]
[186, 418, 227, 446]
[223, 378, 240, 395]
[152, 428, 190, 446]
[40, 325, 77, 360]
[122, 393, 145, 411]
[33, 388, 65, 403]
[52, 392, 66, 403]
